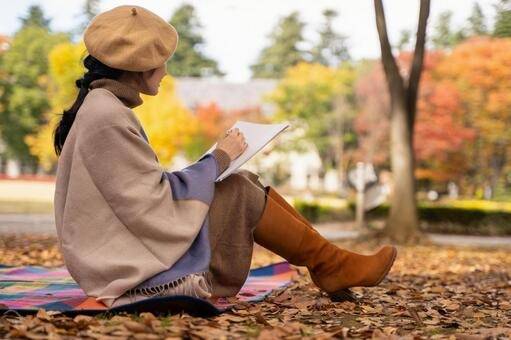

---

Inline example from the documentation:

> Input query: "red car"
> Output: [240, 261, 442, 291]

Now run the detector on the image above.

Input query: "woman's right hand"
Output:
[216, 128, 247, 161]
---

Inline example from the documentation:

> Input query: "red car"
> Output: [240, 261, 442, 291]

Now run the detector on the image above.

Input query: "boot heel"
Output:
[328, 288, 358, 302]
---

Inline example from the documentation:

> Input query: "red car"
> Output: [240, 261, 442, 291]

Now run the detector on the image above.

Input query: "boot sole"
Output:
[374, 246, 398, 286]
[328, 288, 358, 302]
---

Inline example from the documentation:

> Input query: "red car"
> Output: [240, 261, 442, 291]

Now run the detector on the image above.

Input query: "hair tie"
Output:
[76, 73, 97, 90]
[75, 78, 84, 89]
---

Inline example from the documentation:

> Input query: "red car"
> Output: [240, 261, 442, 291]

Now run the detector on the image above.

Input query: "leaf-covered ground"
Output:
[0, 234, 510, 339]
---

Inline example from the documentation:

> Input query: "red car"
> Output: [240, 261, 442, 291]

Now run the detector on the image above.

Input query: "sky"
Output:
[0, 0, 498, 82]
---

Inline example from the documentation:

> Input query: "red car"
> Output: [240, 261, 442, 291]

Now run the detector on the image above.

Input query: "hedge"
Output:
[293, 199, 511, 236]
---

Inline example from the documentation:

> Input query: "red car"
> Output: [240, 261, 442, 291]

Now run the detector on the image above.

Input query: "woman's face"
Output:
[138, 64, 167, 95]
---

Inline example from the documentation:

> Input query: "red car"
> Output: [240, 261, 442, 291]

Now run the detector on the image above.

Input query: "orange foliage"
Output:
[185, 102, 268, 158]
[438, 37, 511, 187]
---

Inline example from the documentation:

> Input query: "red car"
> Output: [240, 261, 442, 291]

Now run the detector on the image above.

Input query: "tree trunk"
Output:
[387, 98, 419, 242]
[374, 0, 430, 243]
[334, 95, 347, 197]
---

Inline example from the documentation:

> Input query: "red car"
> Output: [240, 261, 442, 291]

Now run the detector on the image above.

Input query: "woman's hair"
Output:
[53, 55, 124, 156]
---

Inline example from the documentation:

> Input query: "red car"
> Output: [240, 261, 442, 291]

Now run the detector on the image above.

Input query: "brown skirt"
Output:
[206, 169, 267, 297]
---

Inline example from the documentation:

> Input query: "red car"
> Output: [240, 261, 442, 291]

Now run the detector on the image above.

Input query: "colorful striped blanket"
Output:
[0, 262, 295, 317]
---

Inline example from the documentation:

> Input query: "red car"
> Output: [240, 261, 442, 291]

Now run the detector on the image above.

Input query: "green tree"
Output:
[493, 0, 511, 37]
[0, 8, 67, 169]
[20, 5, 51, 29]
[311, 9, 350, 67]
[166, 4, 223, 77]
[467, 3, 488, 36]
[250, 12, 307, 79]
[396, 29, 412, 51]
[78, 0, 100, 33]
[431, 10, 464, 49]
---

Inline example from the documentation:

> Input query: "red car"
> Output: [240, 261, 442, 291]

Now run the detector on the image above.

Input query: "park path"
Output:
[0, 213, 55, 234]
[0, 213, 510, 248]
[303, 222, 511, 248]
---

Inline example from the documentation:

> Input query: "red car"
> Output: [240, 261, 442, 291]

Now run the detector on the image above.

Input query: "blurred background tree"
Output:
[268, 62, 356, 179]
[493, 0, 511, 37]
[354, 52, 475, 187]
[134, 76, 199, 166]
[183, 102, 224, 160]
[25, 42, 86, 172]
[439, 37, 511, 199]
[0, 5, 68, 172]
[76, 0, 100, 34]
[250, 12, 307, 78]
[311, 9, 350, 67]
[431, 10, 465, 50]
[20, 5, 51, 28]
[165, 4, 224, 77]
[467, 3, 489, 36]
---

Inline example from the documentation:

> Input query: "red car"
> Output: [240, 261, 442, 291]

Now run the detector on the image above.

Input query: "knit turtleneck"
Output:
[89, 78, 143, 109]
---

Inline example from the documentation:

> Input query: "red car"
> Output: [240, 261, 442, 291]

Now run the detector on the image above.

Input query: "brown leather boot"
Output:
[254, 191, 397, 301]
[265, 186, 314, 227]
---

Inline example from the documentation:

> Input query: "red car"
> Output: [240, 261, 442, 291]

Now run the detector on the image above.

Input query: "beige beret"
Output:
[84, 5, 178, 72]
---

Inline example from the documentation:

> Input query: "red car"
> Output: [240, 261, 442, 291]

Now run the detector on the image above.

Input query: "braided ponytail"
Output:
[53, 55, 124, 156]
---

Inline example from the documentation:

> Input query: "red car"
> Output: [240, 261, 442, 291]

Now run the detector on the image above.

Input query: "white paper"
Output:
[199, 120, 290, 182]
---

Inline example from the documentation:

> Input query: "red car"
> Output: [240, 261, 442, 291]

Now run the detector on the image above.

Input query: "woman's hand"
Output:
[216, 128, 247, 161]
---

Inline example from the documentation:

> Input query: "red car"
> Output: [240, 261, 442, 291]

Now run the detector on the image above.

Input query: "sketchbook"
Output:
[200, 120, 290, 182]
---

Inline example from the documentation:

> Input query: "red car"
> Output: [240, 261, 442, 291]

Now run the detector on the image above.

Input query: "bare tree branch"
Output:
[407, 0, 431, 129]
[374, 0, 405, 98]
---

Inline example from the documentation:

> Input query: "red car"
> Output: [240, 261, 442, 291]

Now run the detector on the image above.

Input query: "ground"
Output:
[0, 235, 510, 339]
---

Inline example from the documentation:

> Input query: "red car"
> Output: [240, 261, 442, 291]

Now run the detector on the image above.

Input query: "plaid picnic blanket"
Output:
[0, 262, 296, 317]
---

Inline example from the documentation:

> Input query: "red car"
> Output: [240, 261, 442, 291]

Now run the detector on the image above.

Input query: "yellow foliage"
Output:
[25, 42, 86, 171]
[268, 62, 354, 121]
[134, 76, 198, 166]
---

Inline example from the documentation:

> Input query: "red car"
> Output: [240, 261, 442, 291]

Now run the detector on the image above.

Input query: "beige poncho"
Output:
[54, 78, 230, 307]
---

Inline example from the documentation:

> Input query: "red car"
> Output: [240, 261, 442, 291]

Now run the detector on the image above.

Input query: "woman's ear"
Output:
[139, 67, 163, 95]
[140, 69, 155, 86]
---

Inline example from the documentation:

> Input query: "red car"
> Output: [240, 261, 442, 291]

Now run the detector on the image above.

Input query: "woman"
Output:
[53, 5, 397, 308]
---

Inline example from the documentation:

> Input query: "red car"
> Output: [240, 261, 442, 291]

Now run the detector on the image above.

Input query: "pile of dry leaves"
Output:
[0, 234, 510, 339]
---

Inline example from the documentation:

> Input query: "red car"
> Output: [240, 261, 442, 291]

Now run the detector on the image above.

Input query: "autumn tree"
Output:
[184, 102, 224, 159]
[134, 76, 199, 166]
[251, 12, 307, 79]
[403, 52, 474, 184]
[268, 62, 356, 184]
[438, 37, 511, 197]
[373, 0, 430, 243]
[166, 4, 223, 77]
[26, 42, 86, 171]
[184, 102, 267, 160]
[354, 53, 474, 186]
[353, 61, 390, 167]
